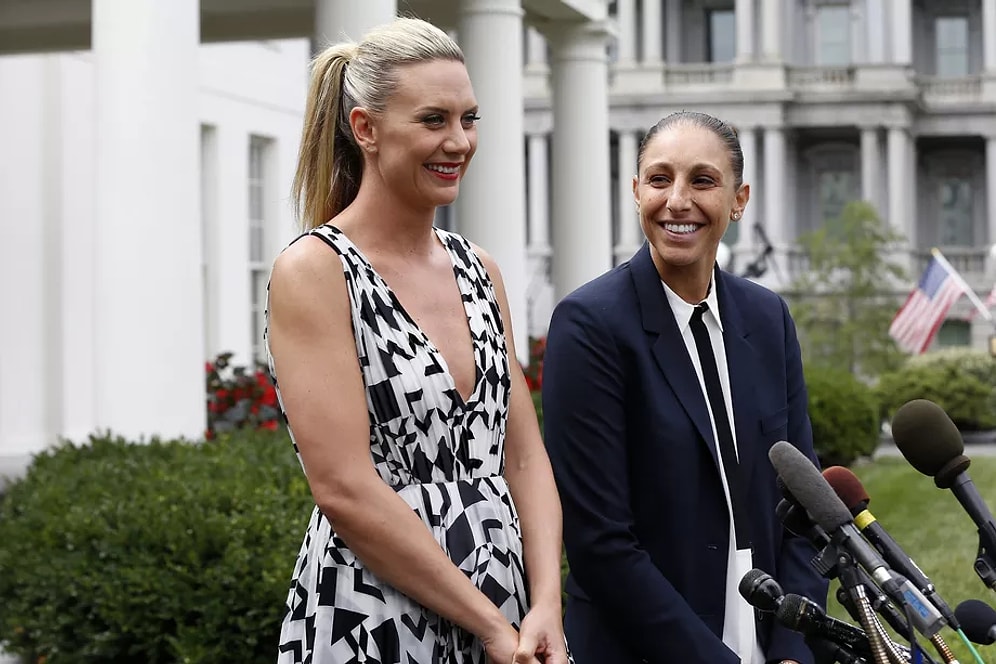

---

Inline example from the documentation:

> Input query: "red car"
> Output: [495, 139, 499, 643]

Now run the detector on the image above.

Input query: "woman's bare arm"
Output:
[267, 235, 517, 648]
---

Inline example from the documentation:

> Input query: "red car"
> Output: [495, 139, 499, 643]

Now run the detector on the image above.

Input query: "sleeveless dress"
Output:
[265, 225, 528, 664]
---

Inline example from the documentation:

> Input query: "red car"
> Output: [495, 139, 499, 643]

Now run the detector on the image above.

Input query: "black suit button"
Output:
[707, 544, 719, 551]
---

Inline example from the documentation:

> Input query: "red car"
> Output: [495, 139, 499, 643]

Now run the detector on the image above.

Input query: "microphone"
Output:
[955, 599, 996, 645]
[776, 592, 872, 659]
[823, 465, 961, 631]
[739, 568, 784, 612]
[768, 441, 947, 638]
[776, 496, 916, 641]
[892, 399, 996, 590]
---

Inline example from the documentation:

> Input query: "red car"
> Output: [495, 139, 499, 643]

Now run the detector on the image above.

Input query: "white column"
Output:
[664, 0, 682, 63]
[887, 127, 912, 242]
[456, 0, 528, 362]
[860, 127, 882, 214]
[527, 133, 553, 337]
[526, 27, 548, 67]
[642, 0, 663, 64]
[760, 0, 782, 61]
[549, 20, 613, 300]
[528, 133, 550, 254]
[0, 56, 54, 461]
[735, 127, 758, 254]
[984, 0, 996, 72]
[735, 0, 755, 62]
[763, 127, 787, 246]
[891, 0, 912, 65]
[615, 130, 640, 263]
[987, 137, 996, 248]
[93, 0, 204, 440]
[313, 0, 396, 50]
[866, 0, 886, 63]
[616, 0, 637, 63]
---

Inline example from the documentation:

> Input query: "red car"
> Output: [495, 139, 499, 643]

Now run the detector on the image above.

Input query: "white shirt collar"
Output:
[661, 276, 723, 333]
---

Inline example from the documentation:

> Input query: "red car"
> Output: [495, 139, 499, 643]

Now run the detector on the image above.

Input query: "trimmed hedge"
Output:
[875, 348, 996, 431]
[0, 430, 311, 664]
[806, 364, 880, 467]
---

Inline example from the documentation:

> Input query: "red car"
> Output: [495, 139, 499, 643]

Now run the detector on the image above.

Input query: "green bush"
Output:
[0, 429, 312, 664]
[806, 364, 880, 467]
[875, 348, 996, 431]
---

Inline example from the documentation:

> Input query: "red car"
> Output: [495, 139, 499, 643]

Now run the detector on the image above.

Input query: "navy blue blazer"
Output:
[542, 244, 828, 664]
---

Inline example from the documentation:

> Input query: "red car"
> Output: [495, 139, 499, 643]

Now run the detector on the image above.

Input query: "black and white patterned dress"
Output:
[266, 225, 528, 664]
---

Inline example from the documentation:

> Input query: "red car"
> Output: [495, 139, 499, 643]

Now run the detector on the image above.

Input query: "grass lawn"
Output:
[825, 455, 996, 663]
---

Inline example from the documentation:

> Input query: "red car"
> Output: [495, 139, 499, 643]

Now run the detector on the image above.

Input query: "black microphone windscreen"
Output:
[954, 599, 996, 645]
[776, 592, 808, 631]
[891, 399, 965, 478]
[823, 466, 870, 511]
[769, 441, 852, 533]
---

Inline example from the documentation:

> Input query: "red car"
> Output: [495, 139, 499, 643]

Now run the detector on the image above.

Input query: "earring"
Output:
[731, 211, 741, 220]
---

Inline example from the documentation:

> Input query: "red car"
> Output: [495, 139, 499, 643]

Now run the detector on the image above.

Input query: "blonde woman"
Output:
[265, 17, 569, 664]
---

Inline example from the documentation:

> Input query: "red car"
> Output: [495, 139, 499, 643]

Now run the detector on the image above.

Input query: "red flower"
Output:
[261, 420, 278, 431]
[215, 388, 229, 400]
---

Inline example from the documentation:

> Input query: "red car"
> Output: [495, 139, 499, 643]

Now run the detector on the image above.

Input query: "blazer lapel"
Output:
[629, 244, 719, 467]
[715, 268, 761, 491]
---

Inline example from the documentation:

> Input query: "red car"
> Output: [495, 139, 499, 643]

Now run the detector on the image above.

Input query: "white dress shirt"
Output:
[662, 278, 765, 664]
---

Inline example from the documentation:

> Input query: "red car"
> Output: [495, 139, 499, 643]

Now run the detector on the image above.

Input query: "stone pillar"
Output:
[760, 0, 782, 61]
[664, 0, 682, 64]
[548, 20, 613, 300]
[986, 137, 996, 267]
[93, 0, 204, 439]
[456, 0, 529, 361]
[735, 126, 758, 256]
[735, 0, 755, 62]
[527, 132, 553, 337]
[866, 0, 886, 63]
[616, 0, 637, 63]
[984, 0, 996, 72]
[860, 126, 883, 215]
[887, 126, 913, 243]
[763, 127, 788, 245]
[642, 0, 662, 64]
[614, 130, 641, 264]
[313, 0, 396, 50]
[525, 26, 548, 67]
[891, 0, 912, 64]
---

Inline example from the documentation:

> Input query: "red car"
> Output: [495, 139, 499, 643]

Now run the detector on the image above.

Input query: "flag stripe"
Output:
[889, 257, 967, 354]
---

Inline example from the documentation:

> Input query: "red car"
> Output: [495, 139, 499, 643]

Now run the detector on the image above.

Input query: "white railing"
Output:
[788, 66, 856, 91]
[917, 75, 983, 104]
[663, 63, 734, 88]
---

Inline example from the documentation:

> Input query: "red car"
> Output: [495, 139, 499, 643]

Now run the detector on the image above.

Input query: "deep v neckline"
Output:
[326, 225, 484, 407]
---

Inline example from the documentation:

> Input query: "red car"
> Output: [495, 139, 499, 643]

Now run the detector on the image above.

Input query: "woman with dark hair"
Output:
[543, 111, 827, 664]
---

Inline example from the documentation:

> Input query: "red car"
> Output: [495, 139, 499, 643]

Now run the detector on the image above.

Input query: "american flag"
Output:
[889, 257, 967, 354]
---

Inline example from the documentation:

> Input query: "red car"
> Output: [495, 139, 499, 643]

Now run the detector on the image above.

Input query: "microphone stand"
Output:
[835, 554, 906, 664]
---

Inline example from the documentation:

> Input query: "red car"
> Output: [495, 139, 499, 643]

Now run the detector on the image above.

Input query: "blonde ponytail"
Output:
[292, 18, 464, 230]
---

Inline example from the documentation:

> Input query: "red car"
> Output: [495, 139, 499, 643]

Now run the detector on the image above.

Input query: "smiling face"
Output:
[352, 59, 479, 212]
[633, 122, 749, 296]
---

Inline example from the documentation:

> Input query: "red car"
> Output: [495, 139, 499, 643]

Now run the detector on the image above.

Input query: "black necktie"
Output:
[689, 302, 750, 550]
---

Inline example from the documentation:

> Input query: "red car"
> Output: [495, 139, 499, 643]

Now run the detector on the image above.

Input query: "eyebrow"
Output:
[643, 160, 722, 173]
[415, 105, 480, 115]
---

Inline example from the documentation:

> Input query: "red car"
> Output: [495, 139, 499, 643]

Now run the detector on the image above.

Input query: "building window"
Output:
[938, 176, 974, 245]
[249, 135, 272, 364]
[708, 9, 736, 63]
[935, 16, 969, 77]
[815, 4, 851, 66]
[817, 169, 858, 232]
[936, 319, 971, 348]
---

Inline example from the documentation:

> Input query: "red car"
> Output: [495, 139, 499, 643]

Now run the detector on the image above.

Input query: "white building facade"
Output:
[0, 0, 614, 485]
[3, 0, 996, 489]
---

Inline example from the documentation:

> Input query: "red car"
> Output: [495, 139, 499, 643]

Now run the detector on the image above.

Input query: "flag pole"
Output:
[931, 247, 993, 322]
